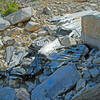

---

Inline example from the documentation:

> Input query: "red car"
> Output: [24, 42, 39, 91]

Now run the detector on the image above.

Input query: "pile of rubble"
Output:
[0, 1, 100, 100]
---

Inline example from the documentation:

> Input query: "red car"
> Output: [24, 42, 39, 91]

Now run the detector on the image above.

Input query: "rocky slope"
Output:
[0, 0, 100, 100]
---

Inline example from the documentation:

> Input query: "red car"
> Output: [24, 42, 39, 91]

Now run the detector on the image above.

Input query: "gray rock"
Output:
[4, 27, 23, 36]
[72, 83, 100, 100]
[37, 29, 48, 37]
[39, 38, 61, 56]
[0, 39, 3, 48]
[89, 67, 100, 78]
[29, 36, 52, 52]
[25, 21, 40, 32]
[5, 46, 14, 64]
[0, 87, 16, 100]
[3, 36, 15, 46]
[0, 18, 10, 31]
[93, 57, 100, 64]
[10, 67, 26, 75]
[43, 7, 52, 15]
[43, 25, 57, 35]
[31, 64, 80, 100]
[5, 7, 33, 24]
[56, 26, 72, 36]
[59, 35, 76, 46]
[81, 15, 100, 48]
[9, 49, 28, 67]
[76, 79, 86, 91]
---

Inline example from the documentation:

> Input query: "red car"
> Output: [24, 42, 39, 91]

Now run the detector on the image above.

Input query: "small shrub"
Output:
[0, 0, 19, 17]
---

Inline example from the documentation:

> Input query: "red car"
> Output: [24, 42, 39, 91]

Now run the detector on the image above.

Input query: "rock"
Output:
[59, 35, 76, 46]
[0, 39, 3, 49]
[43, 25, 57, 35]
[93, 57, 100, 64]
[3, 36, 15, 46]
[83, 69, 91, 80]
[9, 49, 28, 67]
[0, 87, 16, 100]
[25, 81, 36, 92]
[37, 44, 88, 72]
[5, 7, 33, 24]
[0, 60, 7, 71]
[30, 33, 38, 40]
[8, 79, 20, 88]
[29, 36, 52, 52]
[39, 38, 61, 56]
[56, 26, 72, 36]
[0, 18, 10, 31]
[15, 88, 30, 100]
[81, 15, 100, 48]
[10, 67, 26, 75]
[76, 79, 86, 91]
[5, 27, 23, 36]
[39, 75, 48, 83]
[43, 7, 52, 15]
[5, 46, 14, 64]
[25, 21, 40, 32]
[37, 29, 48, 37]
[95, 50, 100, 57]
[72, 83, 100, 100]
[65, 90, 76, 100]
[89, 67, 100, 78]
[31, 64, 80, 100]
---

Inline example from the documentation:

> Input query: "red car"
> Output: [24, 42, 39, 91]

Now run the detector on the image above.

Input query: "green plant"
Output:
[0, 0, 19, 17]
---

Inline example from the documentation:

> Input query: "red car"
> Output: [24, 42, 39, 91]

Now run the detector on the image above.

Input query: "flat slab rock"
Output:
[31, 64, 80, 100]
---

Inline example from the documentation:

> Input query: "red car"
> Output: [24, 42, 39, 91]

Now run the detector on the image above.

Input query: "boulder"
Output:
[5, 7, 33, 24]
[31, 64, 80, 100]
[81, 15, 100, 48]
[0, 87, 17, 100]
[0, 18, 10, 31]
